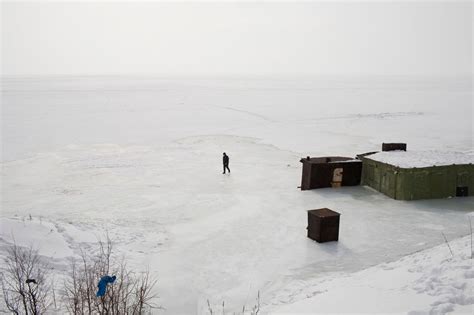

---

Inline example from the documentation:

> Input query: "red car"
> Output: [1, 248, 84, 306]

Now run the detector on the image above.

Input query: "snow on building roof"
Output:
[364, 151, 474, 168]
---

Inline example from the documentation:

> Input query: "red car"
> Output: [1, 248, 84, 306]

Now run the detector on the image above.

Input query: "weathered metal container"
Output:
[300, 157, 362, 190]
[307, 208, 340, 243]
[382, 143, 407, 151]
[360, 152, 474, 200]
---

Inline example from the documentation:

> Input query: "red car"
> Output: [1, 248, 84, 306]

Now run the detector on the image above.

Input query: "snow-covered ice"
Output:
[1, 76, 473, 314]
[365, 150, 474, 168]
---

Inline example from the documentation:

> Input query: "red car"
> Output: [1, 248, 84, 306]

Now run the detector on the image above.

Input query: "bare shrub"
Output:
[1, 243, 52, 314]
[62, 237, 158, 314]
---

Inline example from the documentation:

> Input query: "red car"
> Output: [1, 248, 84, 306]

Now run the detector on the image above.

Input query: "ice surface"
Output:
[2, 76, 472, 162]
[1, 76, 473, 313]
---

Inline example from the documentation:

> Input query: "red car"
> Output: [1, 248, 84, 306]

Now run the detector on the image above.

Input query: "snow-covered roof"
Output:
[364, 151, 474, 168]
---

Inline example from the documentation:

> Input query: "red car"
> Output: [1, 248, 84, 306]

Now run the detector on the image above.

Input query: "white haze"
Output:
[1, 1, 472, 77]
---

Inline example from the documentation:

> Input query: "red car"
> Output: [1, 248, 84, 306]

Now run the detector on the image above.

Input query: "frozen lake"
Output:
[2, 76, 472, 162]
[1, 76, 473, 313]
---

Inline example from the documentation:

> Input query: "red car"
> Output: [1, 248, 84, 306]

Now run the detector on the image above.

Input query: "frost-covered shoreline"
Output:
[269, 234, 473, 314]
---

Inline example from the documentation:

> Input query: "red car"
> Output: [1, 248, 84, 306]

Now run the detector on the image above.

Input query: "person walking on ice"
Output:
[222, 152, 230, 174]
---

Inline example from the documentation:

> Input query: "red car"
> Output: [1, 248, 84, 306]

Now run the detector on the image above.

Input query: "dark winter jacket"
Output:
[223, 155, 229, 165]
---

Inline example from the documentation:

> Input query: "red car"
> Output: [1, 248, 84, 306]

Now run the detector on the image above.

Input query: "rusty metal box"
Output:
[299, 157, 362, 190]
[307, 208, 340, 243]
[382, 143, 407, 151]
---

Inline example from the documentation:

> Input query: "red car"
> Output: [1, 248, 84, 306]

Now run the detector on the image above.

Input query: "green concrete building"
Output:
[360, 151, 474, 200]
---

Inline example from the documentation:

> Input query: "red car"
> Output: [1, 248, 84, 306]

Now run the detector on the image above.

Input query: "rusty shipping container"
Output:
[300, 156, 362, 190]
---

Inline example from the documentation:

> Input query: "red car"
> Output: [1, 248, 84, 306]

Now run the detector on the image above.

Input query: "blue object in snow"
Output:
[96, 275, 116, 297]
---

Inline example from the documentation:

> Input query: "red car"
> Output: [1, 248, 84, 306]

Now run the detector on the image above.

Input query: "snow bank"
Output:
[365, 151, 474, 168]
[269, 235, 474, 314]
[0, 217, 74, 258]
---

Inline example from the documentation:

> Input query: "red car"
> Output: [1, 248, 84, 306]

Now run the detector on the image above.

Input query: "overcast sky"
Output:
[1, 1, 472, 77]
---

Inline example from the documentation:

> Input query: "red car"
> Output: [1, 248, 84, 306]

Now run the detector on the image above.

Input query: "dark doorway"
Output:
[456, 186, 468, 197]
